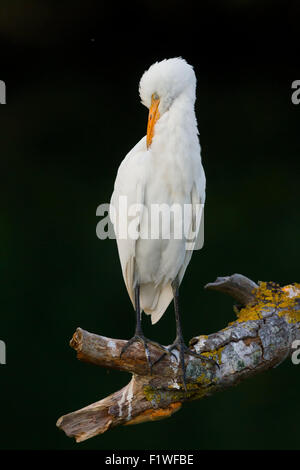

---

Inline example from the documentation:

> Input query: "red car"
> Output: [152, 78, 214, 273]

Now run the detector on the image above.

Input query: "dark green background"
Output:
[0, 0, 299, 450]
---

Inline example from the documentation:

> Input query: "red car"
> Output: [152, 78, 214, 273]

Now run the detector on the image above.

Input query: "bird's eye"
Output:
[153, 93, 159, 101]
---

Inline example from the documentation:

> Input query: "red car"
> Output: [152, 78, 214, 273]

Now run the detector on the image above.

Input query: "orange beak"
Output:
[146, 94, 160, 149]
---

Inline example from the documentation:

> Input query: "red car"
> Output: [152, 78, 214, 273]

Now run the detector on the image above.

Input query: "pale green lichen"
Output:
[186, 360, 211, 381]
[252, 350, 262, 366]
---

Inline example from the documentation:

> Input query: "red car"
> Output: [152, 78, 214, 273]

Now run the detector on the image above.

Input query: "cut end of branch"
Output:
[70, 328, 83, 351]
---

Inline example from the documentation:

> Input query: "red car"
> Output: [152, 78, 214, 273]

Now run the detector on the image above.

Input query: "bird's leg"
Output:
[120, 284, 170, 373]
[171, 278, 188, 389]
[133, 283, 143, 337]
[153, 277, 218, 391]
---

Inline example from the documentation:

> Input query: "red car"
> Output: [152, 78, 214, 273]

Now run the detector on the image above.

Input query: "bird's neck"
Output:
[152, 94, 200, 159]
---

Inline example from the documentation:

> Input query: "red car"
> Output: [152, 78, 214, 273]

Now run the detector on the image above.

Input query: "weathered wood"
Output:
[204, 273, 258, 306]
[57, 274, 300, 442]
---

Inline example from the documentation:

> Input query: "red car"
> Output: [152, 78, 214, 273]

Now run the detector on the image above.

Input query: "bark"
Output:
[56, 274, 300, 442]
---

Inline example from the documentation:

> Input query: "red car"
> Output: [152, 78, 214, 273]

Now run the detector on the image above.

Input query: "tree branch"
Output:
[204, 273, 258, 306]
[56, 274, 300, 442]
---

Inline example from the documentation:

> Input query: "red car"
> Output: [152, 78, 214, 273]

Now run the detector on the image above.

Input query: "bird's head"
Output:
[139, 58, 196, 148]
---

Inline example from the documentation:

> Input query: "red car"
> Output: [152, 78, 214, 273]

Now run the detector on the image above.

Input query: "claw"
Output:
[153, 339, 219, 392]
[120, 335, 152, 372]
[188, 348, 220, 369]
[120, 335, 172, 374]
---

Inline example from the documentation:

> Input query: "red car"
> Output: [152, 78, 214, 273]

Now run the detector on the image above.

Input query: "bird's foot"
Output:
[153, 338, 219, 392]
[120, 334, 172, 374]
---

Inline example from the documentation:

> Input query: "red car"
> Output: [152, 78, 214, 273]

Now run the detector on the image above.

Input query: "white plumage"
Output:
[110, 58, 205, 326]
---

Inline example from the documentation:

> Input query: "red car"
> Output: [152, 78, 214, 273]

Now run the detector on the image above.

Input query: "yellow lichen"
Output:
[200, 346, 224, 365]
[143, 385, 161, 403]
[232, 281, 300, 325]
[196, 372, 216, 386]
[169, 382, 211, 401]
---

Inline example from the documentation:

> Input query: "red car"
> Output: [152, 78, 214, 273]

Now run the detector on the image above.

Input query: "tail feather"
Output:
[140, 282, 173, 324]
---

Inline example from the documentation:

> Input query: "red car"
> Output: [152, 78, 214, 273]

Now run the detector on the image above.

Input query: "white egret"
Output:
[110, 58, 213, 386]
